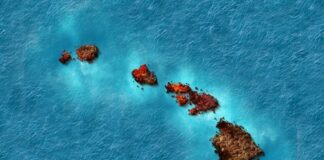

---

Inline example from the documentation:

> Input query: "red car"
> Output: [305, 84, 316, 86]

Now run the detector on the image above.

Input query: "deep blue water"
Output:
[0, 0, 323, 159]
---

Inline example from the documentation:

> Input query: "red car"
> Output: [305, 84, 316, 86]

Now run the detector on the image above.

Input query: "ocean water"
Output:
[0, 0, 323, 159]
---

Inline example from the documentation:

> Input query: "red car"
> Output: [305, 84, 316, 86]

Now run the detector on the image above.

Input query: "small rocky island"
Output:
[59, 51, 72, 64]
[188, 91, 219, 115]
[212, 118, 264, 160]
[165, 82, 219, 115]
[132, 64, 157, 85]
[76, 45, 99, 63]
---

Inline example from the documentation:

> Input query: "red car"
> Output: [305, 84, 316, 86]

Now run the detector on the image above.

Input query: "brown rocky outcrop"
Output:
[212, 119, 264, 160]
[76, 45, 98, 62]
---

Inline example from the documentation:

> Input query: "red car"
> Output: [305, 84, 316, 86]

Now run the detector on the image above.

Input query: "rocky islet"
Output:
[131, 64, 158, 85]
[58, 51, 72, 64]
[76, 45, 99, 63]
[58, 44, 99, 64]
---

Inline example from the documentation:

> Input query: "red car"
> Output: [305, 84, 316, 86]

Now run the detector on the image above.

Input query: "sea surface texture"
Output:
[0, 0, 323, 160]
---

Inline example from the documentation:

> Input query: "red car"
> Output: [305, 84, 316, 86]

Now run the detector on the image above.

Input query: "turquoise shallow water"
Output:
[0, 0, 323, 159]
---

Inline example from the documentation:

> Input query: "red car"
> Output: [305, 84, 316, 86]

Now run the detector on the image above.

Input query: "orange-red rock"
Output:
[132, 64, 157, 85]
[59, 51, 72, 64]
[189, 91, 200, 104]
[76, 45, 98, 62]
[165, 83, 219, 115]
[189, 108, 199, 115]
[165, 82, 192, 94]
[212, 119, 264, 160]
[176, 95, 188, 106]
[189, 92, 219, 115]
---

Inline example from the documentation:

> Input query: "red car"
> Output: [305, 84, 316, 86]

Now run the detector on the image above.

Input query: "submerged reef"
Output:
[165, 82, 219, 115]
[76, 45, 99, 62]
[59, 51, 72, 64]
[132, 64, 157, 85]
[212, 119, 264, 160]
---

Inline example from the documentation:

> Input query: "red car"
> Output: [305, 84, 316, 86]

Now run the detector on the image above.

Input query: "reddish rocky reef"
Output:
[165, 82, 219, 115]
[132, 64, 157, 85]
[175, 95, 188, 106]
[212, 119, 264, 160]
[188, 91, 219, 115]
[59, 51, 72, 64]
[59, 45, 99, 65]
[166, 82, 192, 94]
[76, 45, 99, 63]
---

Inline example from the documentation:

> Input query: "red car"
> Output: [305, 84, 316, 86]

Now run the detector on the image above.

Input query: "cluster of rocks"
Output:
[59, 45, 264, 159]
[129, 65, 264, 159]
[58, 45, 98, 64]
[212, 119, 264, 160]
[165, 82, 219, 115]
